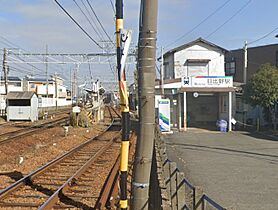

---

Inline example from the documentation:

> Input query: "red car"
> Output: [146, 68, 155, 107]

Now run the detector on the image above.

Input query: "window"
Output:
[225, 61, 236, 75]
[187, 62, 208, 76]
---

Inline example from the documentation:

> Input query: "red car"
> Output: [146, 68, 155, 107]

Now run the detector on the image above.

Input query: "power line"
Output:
[109, 0, 116, 15]
[165, 0, 232, 49]
[249, 26, 278, 45]
[85, 0, 114, 44]
[80, 0, 105, 39]
[73, 0, 104, 41]
[54, 0, 103, 49]
[206, 0, 252, 38]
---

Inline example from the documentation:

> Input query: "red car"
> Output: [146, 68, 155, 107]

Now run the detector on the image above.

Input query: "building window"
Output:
[225, 61, 235, 75]
[187, 62, 209, 76]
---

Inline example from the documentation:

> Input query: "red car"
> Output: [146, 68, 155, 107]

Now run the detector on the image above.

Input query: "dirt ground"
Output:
[0, 123, 107, 190]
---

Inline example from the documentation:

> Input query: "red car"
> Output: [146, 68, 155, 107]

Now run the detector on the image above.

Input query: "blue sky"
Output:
[0, 0, 277, 88]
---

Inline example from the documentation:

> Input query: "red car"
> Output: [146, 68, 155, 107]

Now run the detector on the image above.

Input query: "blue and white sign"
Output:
[158, 99, 171, 132]
[182, 76, 233, 88]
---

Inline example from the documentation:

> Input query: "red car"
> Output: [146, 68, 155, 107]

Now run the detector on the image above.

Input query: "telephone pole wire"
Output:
[131, 0, 158, 209]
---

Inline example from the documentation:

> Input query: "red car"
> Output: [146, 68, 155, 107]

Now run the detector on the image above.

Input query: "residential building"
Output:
[0, 76, 23, 114]
[23, 75, 71, 108]
[156, 38, 235, 131]
[225, 43, 278, 82]
[225, 43, 278, 126]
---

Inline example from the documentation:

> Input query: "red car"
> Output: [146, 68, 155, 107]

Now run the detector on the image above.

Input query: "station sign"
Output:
[182, 76, 233, 88]
[158, 99, 171, 132]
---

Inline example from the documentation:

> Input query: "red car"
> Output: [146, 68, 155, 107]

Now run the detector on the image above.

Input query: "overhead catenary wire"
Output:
[85, 0, 114, 44]
[73, 0, 104, 41]
[109, 0, 116, 15]
[165, 0, 232, 49]
[206, 0, 252, 38]
[0, 36, 62, 74]
[54, 0, 103, 49]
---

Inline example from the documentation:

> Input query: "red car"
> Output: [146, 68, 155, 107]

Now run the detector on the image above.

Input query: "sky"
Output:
[0, 0, 277, 90]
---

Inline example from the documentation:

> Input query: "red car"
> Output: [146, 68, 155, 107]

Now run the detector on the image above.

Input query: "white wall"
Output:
[166, 42, 225, 79]
[0, 84, 23, 94]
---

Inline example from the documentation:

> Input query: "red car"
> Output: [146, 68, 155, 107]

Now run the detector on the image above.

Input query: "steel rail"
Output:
[0, 116, 69, 145]
[0, 107, 118, 209]
[39, 131, 120, 209]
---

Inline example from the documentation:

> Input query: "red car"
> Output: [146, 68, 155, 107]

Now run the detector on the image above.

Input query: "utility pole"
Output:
[243, 41, 247, 84]
[160, 47, 164, 96]
[54, 73, 58, 110]
[2, 48, 8, 95]
[46, 45, 49, 107]
[131, 0, 158, 209]
[116, 1, 130, 209]
[243, 41, 248, 128]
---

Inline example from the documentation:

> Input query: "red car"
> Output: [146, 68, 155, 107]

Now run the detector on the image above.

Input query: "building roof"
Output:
[25, 77, 54, 82]
[7, 91, 36, 100]
[164, 37, 228, 57]
[0, 76, 21, 81]
[230, 43, 278, 52]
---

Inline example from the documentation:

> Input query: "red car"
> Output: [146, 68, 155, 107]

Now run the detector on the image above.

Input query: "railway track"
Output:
[0, 116, 69, 145]
[0, 106, 126, 209]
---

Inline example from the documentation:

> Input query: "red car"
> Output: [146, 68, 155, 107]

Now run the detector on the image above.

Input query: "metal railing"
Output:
[155, 127, 226, 210]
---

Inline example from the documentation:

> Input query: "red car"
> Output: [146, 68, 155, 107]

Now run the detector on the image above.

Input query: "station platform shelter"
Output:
[155, 77, 235, 131]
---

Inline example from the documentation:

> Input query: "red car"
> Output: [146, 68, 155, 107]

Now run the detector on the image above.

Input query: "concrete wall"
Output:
[171, 43, 225, 79]
[226, 44, 278, 83]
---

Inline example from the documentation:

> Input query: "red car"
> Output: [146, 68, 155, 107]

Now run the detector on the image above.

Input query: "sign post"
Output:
[158, 99, 171, 133]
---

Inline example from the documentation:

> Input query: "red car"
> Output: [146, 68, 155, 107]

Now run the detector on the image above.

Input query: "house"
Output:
[156, 38, 235, 131]
[0, 76, 23, 115]
[225, 43, 278, 126]
[23, 75, 71, 108]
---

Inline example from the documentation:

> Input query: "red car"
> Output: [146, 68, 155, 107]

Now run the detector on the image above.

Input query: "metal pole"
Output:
[116, 1, 130, 209]
[55, 73, 58, 110]
[160, 47, 164, 96]
[131, 0, 158, 209]
[46, 45, 49, 107]
[3, 48, 8, 95]
[228, 91, 232, 132]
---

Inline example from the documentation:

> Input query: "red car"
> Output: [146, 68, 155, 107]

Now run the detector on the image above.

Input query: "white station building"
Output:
[156, 38, 235, 131]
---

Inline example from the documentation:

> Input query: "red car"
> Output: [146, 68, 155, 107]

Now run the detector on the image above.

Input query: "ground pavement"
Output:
[164, 128, 278, 210]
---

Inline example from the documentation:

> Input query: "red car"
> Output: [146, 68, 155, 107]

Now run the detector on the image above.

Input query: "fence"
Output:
[154, 127, 226, 210]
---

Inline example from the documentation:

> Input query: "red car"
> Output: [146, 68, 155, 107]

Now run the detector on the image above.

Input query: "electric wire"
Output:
[109, 0, 116, 15]
[165, 0, 232, 49]
[85, 0, 114, 44]
[206, 0, 252, 38]
[54, 0, 103, 49]
[73, 0, 104, 42]
[249, 26, 278, 45]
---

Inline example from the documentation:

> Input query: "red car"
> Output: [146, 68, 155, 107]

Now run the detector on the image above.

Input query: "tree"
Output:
[244, 63, 278, 129]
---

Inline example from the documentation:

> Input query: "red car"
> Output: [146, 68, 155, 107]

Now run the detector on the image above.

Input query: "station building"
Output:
[156, 38, 236, 131]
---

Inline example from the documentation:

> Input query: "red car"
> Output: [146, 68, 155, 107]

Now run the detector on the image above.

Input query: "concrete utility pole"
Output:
[54, 73, 58, 110]
[160, 47, 164, 96]
[2, 48, 8, 95]
[243, 41, 247, 84]
[243, 41, 248, 128]
[131, 0, 158, 209]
